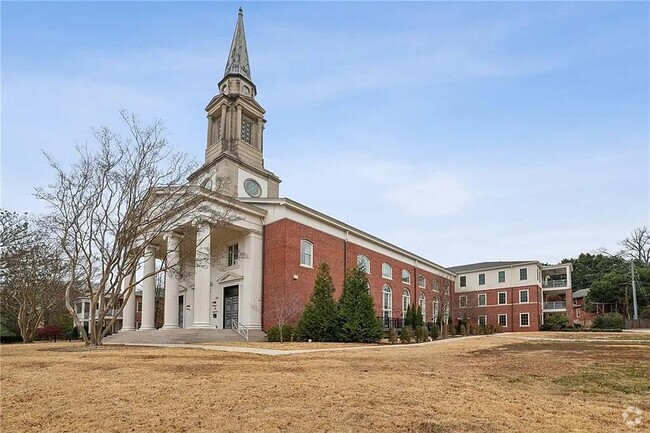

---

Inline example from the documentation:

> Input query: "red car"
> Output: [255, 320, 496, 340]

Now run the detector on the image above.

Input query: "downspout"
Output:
[260, 221, 265, 331]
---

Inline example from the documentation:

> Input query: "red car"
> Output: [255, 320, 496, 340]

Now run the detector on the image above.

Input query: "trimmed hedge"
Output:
[266, 325, 295, 342]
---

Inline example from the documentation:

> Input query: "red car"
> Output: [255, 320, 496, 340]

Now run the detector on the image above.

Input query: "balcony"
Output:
[543, 279, 567, 289]
[543, 301, 566, 311]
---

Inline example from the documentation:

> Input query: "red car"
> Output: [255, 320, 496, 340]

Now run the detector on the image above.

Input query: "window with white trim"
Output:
[459, 296, 467, 307]
[227, 243, 239, 267]
[402, 289, 411, 316]
[498, 292, 507, 305]
[478, 293, 487, 306]
[460, 276, 467, 287]
[357, 255, 370, 274]
[402, 269, 411, 284]
[478, 273, 485, 285]
[498, 271, 506, 283]
[520, 313, 530, 327]
[478, 315, 487, 326]
[382, 284, 392, 318]
[382, 263, 392, 279]
[300, 240, 313, 268]
[418, 294, 426, 320]
[520, 268, 528, 281]
[498, 314, 507, 327]
[137, 301, 142, 313]
[432, 280, 440, 291]
[519, 289, 529, 303]
[432, 299, 439, 321]
[418, 275, 426, 288]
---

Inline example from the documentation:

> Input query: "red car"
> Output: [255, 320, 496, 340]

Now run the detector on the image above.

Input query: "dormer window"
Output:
[241, 117, 252, 144]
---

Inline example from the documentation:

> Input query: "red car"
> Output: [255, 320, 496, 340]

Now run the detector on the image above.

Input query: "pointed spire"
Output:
[224, 7, 252, 81]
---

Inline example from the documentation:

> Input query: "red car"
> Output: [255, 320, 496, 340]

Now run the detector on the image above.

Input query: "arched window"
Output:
[402, 289, 411, 316]
[432, 280, 440, 291]
[432, 299, 439, 321]
[382, 263, 393, 279]
[300, 240, 313, 268]
[419, 294, 426, 321]
[357, 255, 370, 274]
[382, 284, 392, 318]
[418, 275, 426, 288]
[402, 269, 411, 284]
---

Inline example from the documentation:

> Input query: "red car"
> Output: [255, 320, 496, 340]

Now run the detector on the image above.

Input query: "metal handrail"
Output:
[232, 320, 249, 341]
[543, 301, 566, 310]
[543, 279, 567, 288]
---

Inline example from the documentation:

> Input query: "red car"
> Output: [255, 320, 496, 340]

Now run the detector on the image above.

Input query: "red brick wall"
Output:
[452, 285, 543, 332]
[262, 218, 454, 330]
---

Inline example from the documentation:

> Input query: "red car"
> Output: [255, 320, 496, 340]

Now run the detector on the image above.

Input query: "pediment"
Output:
[217, 272, 244, 284]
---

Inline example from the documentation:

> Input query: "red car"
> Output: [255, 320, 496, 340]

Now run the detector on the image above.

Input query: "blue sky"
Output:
[2, 2, 648, 266]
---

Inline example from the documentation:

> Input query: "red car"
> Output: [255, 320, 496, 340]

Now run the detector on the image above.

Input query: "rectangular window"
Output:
[478, 293, 487, 306]
[460, 276, 467, 287]
[227, 244, 239, 267]
[300, 240, 313, 268]
[478, 273, 485, 285]
[478, 315, 487, 326]
[519, 290, 529, 303]
[576, 309, 581, 318]
[520, 268, 528, 281]
[498, 314, 507, 327]
[241, 118, 252, 144]
[498, 292, 507, 305]
[520, 313, 530, 327]
[137, 301, 142, 313]
[459, 296, 467, 308]
[498, 271, 506, 283]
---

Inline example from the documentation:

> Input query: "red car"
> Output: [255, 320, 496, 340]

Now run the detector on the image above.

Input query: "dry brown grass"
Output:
[197, 341, 373, 350]
[2, 334, 649, 433]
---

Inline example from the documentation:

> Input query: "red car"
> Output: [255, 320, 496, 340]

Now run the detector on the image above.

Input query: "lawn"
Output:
[1, 333, 648, 432]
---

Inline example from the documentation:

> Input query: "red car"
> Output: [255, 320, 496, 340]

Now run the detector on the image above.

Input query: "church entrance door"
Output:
[223, 285, 239, 329]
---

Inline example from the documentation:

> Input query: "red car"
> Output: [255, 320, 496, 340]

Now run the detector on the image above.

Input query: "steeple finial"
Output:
[224, 7, 251, 81]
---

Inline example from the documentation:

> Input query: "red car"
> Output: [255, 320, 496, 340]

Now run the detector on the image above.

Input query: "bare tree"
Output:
[619, 226, 650, 266]
[0, 211, 68, 342]
[269, 286, 302, 343]
[431, 275, 452, 336]
[35, 111, 239, 346]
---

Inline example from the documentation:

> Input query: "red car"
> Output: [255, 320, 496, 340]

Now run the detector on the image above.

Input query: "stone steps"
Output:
[103, 328, 267, 345]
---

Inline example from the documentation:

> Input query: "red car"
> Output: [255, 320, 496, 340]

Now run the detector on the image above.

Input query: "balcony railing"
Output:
[543, 279, 567, 289]
[543, 301, 566, 310]
[379, 317, 435, 331]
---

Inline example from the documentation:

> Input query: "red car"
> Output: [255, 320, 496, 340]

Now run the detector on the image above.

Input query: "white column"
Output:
[121, 274, 136, 331]
[139, 246, 157, 331]
[192, 222, 212, 328]
[240, 230, 263, 329]
[162, 233, 181, 330]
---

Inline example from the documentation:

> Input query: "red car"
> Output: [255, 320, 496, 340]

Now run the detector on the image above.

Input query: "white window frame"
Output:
[402, 269, 411, 284]
[478, 315, 487, 326]
[432, 280, 440, 291]
[300, 240, 313, 268]
[498, 270, 506, 283]
[136, 301, 143, 313]
[520, 268, 528, 281]
[498, 314, 507, 327]
[418, 294, 426, 320]
[459, 295, 467, 308]
[418, 275, 426, 288]
[478, 293, 487, 306]
[227, 243, 239, 267]
[432, 299, 439, 320]
[382, 284, 392, 318]
[382, 263, 393, 280]
[459, 276, 467, 287]
[498, 292, 507, 305]
[519, 313, 530, 327]
[519, 289, 529, 303]
[357, 255, 370, 274]
[402, 289, 410, 316]
[478, 273, 485, 285]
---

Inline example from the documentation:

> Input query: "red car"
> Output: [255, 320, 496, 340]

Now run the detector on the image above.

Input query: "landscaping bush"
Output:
[414, 326, 429, 343]
[448, 324, 457, 337]
[545, 313, 569, 330]
[338, 267, 383, 343]
[640, 307, 650, 320]
[387, 328, 398, 344]
[0, 335, 23, 344]
[489, 324, 501, 334]
[430, 324, 439, 340]
[266, 324, 294, 342]
[400, 327, 414, 343]
[592, 313, 625, 330]
[36, 324, 63, 342]
[459, 324, 467, 336]
[296, 263, 340, 342]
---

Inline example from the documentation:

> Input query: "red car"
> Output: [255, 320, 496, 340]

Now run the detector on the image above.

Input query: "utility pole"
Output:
[631, 261, 639, 320]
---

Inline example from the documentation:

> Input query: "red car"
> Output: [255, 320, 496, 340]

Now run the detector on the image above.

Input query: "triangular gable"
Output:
[217, 272, 244, 284]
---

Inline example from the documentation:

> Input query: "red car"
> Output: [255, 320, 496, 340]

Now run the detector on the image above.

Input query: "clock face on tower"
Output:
[243, 178, 262, 197]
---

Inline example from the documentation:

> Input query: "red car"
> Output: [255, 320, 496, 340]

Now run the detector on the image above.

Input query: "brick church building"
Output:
[114, 9, 572, 338]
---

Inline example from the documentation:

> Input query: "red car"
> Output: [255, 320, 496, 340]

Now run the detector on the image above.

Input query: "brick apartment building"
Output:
[110, 9, 572, 339]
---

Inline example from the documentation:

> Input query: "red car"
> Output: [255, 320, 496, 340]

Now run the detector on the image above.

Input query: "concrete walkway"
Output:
[493, 334, 650, 344]
[108, 336, 484, 357]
